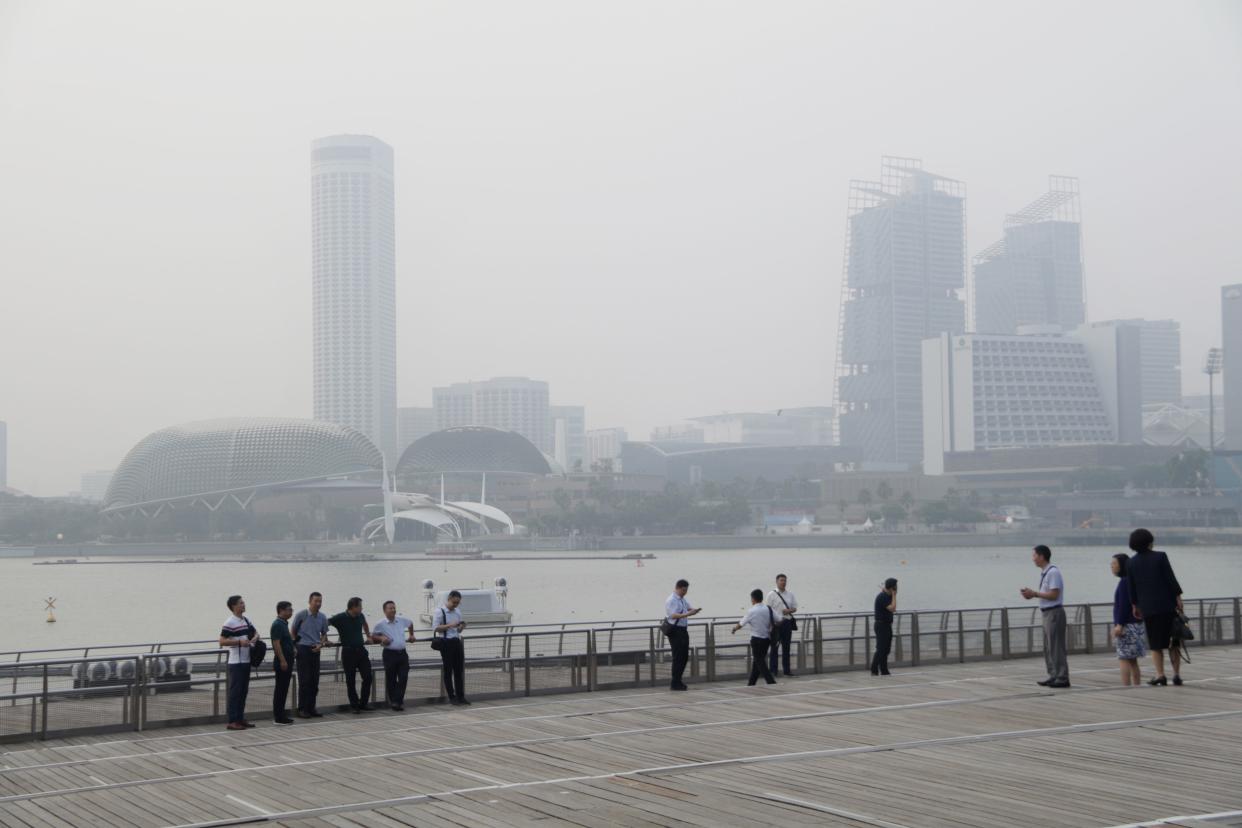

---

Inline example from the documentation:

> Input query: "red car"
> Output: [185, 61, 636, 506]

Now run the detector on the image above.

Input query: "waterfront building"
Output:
[586, 427, 627, 470]
[973, 177, 1084, 335]
[1087, 319, 1182, 408]
[621, 442, 859, 486]
[689, 407, 834, 446]
[1223, 285, 1242, 449]
[650, 424, 704, 443]
[550, 405, 585, 472]
[922, 326, 1143, 474]
[311, 135, 397, 462]
[433, 377, 551, 454]
[397, 406, 436, 459]
[835, 157, 967, 467]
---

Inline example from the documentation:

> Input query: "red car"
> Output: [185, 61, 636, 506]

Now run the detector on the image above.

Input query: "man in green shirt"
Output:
[330, 597, 373, 712]
[270, 601, 296, 725]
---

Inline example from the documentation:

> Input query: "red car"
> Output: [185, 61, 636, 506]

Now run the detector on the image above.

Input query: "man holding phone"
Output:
[664, 579, 701, 691]
[871, 578, 897, 676]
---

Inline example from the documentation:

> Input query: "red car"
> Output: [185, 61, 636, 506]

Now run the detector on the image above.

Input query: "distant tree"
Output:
[857, 488, 873, 508]
[918, 500, 951, 528]
[881, 503, 907, 528]
[1130, 464, 1167, 489]
[838, 499, 849, 521]
[899, 491, 915, 510]
[876, 481, 893, 502]
[1167, 450, 1209, 489]
[553, 489, 572, 512]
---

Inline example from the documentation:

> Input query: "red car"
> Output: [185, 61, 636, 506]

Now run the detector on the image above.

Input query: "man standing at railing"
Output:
[766, 573, 798, 677]
[371, 600, 416, 711]
[218, 595, 259, 731]
[871, 578, 897, 676]
[270, 601, 295, 725]
[664, 579, 701, 691]
[330, 597, 374, 712]
[1021, 545, 1070, 688]
[291, 591, 330, 719]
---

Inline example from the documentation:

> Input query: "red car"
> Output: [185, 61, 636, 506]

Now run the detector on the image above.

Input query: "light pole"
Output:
[1204, 347, 1222, 489]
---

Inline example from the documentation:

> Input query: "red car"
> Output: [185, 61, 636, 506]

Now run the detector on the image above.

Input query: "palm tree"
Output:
[857, 488, 873, 508]
[876, 481, 893, 502]
[899, 491, 915, 511]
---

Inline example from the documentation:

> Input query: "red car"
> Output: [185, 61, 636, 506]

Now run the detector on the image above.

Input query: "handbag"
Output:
[430, 608, 447, 651]
[660, 619, 677, 638]
[1171, 612, 1194, 642]
[243, 619, 267, 668]
[772, 590, 797, 632]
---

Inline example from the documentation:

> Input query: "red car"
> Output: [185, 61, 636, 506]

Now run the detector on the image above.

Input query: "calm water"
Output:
[4, 545, 1240, 651]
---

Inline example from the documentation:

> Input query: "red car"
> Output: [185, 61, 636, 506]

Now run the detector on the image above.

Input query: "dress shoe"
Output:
[783, 672, 797, 678]
[308, 711, 324, 718]
[1048, 681, 1071, 688]
[274, 718, 294, 725]
[880, 670, 891, 676]
[226, 722, 247, 731]
[458, 698, 471, 706]
[1037, 679, 1052, 686]
[450, 698, 465, 705]
[870, 669, 879, 676]
[670, 684, 688, 691]
[1149, 675, 1168, 686]
[357, 704, 375, 712]
[241, 721, 256, 728]
[1172, 675, 1183, 686]
[391, 704, 404, 711]
[295, 711, 311, 719]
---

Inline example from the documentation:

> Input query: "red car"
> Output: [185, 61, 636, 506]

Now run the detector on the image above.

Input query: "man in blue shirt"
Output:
[290, 591, 330, 718]
[1021, 545, 1070, 688]
[664, 579, 701, 691]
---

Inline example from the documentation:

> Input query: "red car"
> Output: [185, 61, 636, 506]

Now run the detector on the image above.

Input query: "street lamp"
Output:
[1205, 347, 1223, 488]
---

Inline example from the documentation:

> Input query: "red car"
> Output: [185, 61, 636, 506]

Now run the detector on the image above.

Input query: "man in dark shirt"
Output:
[871, 578, 897, 676]
[330, 597, 374, 712]
[270, 601, 295, 725]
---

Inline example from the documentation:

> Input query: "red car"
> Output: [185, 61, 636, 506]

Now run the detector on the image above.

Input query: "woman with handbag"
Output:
[1126, 528, 1186, 687]
[1109, 553, 1146, 685]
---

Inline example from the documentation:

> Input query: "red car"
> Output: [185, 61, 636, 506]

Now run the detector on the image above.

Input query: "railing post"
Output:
[814, 616, 823, 674]
[862, 616, 871, 669]
[911, 613, 921, 667]
[523, 634, 531, 697]
[648, 627, 657, 687]
[1199, 599, 1206, 648]
[706, 624, 715, 683]
[958, 612, 966, 663]
[1001, 608, 1011, 660]
[1083, 605, 1094, 655]
[587, 631, 597, 691]
[40, 664, 48, 740]
[131, 657, 143, 732]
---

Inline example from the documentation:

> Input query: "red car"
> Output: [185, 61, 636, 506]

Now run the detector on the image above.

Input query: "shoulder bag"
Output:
[430, 608, 447, 651]
[772, 591, 796, 631]
[244, 617, 267, 668]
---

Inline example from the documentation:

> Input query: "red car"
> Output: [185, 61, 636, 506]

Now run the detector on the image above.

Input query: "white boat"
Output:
[419, 577, 512, 626]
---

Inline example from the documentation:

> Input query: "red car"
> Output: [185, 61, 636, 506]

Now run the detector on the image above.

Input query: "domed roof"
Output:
[103, 418, 382, 510]
[396, 426, 552, 475]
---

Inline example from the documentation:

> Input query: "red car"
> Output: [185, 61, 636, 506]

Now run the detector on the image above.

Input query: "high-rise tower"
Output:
[311, 135, 397, 461]
[974, 177, 1084, 335]
[835, 157, 966, 466]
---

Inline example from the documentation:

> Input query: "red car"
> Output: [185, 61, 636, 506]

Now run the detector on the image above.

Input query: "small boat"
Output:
[419, 577, 512, 626]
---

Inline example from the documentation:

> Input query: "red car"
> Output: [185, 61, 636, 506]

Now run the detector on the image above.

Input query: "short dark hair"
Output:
[383, 600, 395, 610]
[448, 590, 462, 599]
[1033, 544, 1052, 561]
[750, 588, 763, 602]
[884, 577, 898, 590]
[309, 591, 322, 601]
[776, 573, 787, 581]
[227, 595, 242, 610]
[347, 596, 362, 610]
[675, 579, 690, 589]
[1129, 528, 1154, 553]
[1112, 553, 1129, 578]
[276, 600, 292, 613]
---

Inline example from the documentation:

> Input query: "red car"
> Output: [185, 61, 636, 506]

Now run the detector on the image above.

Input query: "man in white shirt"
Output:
[433, 591, 469, 705]
[371, 600, 416, 711]
[1021, 544, 1070, 688]
[664, 579, 701, 691]
[732, 589, 777, 686]
[218, 595, 259, 731]
[765, 573, 798, 677]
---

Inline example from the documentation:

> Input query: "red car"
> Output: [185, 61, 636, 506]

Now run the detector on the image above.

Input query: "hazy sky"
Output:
[2, 1, 1241, 495]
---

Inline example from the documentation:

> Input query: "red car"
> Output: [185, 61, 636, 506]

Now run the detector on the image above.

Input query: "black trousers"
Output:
[226, 662, 250, 724]
[295, 645, 321, 713]
[272, 659, 293, 720]
[341, 646, 373, 708]
[667, 626, 689, 687]
[438, 638, 465, 700]
[382, 648, 410, 706]
[749, 637, 776, 685]
[871, 620, 893, 674]
[768, 621, 793, 675]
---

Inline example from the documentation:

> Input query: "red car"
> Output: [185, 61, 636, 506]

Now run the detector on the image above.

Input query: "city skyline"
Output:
[3, 2, 1241, 495]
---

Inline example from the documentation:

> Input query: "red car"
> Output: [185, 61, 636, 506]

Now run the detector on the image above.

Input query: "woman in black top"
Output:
[870, 578, 897, 676]
[1126, 528, 1185, 686]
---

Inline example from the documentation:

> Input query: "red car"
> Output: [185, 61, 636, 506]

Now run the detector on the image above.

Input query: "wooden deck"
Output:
[0, 647, 1239, 828]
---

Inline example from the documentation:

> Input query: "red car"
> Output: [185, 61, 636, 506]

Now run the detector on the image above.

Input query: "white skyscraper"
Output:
[311, 135, 397, 461]
[433, 377, 552, 453]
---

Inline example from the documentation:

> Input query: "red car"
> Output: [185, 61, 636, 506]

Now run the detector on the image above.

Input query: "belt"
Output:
[1041, 605, 1064, 613]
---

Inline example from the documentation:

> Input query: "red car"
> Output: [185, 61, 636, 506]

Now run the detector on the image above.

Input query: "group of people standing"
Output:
[217, 590, 470, 730]
[1020, 528, 1187, 689]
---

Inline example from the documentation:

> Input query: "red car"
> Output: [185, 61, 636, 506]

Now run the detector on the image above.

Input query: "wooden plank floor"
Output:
[0, 648, 1239, 828]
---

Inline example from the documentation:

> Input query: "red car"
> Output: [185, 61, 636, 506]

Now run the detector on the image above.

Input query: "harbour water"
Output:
[3, 544, 1239, 651]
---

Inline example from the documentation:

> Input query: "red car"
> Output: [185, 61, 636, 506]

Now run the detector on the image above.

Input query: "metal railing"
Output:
[1, 597, 1238, 743]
